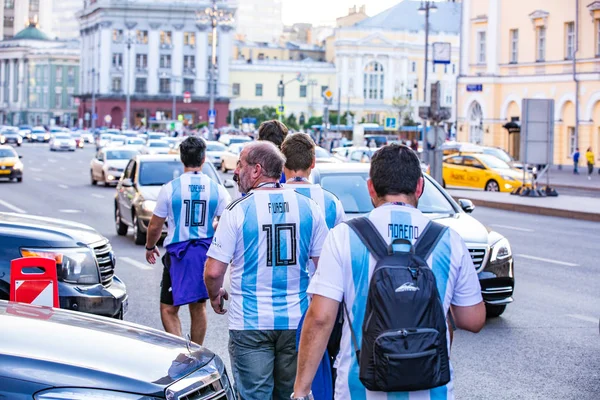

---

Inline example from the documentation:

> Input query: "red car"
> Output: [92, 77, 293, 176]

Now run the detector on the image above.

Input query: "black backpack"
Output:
[343, 217, 451, 392]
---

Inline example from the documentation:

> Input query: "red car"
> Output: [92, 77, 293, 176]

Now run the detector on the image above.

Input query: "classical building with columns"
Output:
[0, 24, 80, 126]
[457, 0, 600, 166]
[329, 0, 460, 126]
[77, 0, 235, 129]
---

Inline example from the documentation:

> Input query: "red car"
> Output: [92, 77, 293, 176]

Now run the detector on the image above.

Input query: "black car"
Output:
[0, 213, 128, 318]
[0, 300, 234, 399]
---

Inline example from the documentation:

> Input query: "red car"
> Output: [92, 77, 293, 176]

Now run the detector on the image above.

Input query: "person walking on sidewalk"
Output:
[586, 147, 595, 180]
[573, 148, 580, 174]
[145, 136, 231, 345]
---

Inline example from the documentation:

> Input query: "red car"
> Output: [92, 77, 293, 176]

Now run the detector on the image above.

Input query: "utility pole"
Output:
[124, 22, 137, 130]
[91, 68, 96, 130]
[418, 0, 437, 163]
[279, 75, 284, 122]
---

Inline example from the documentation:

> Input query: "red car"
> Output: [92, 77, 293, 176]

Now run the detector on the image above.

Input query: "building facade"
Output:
[0, 24, 80, 126]
[331, 0, 460, 126]
[1, 0, 53, 40]
[457, 0, 600, 166]
[77, 0, 235, 129]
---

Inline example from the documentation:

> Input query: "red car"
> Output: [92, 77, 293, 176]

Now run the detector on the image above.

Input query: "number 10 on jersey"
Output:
[262, 223, 297, 267]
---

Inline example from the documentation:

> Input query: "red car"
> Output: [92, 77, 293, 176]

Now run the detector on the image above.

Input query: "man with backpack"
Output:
[292, 144, 486, 400]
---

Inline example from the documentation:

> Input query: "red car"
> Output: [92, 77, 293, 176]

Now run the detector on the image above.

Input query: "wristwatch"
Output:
[145, 245, 156, 251]
[290, 392, 313, 400]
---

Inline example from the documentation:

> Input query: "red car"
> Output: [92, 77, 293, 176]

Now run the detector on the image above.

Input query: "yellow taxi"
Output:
[0, 144, 23, 182]
[443, 153, 529, 192]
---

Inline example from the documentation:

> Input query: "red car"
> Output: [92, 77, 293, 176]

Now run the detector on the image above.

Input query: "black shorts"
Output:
[160, 253, 207, 306]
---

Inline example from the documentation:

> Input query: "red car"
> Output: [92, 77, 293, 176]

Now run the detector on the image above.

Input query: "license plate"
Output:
[0, 170, 10, 174]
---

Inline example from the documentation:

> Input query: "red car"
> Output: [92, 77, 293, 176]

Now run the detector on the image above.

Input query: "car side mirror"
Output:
[224, 179, 235, 189]
[122, 178, 133, 187]
[458, 199, 475, 213]
[18, 155, 23, 159]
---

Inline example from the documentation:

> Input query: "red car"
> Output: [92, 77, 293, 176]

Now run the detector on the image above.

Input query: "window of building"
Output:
[510, 29, 518, 63]
[55, 67, 63, 83]
[568, 127, 576, 157]
[29, 0, 39, 12]
[257, 53, 265, 60]
[536, 26, 546, 62]
[255, 83, 263, 97]
[184, 32, 196, 46]
[67, 67, 75, 86]
[277, 85, 284, 97]
[208, 32, 218, 46]
[160, 31, 172, 45]
[411, 61, 416, 73]
[4, 16, 14, 28]
[477, 31, 486, 64]
[112, 53, 123, 68]
[159, 78, 171, 94]
[232, 83, 240, 96]
[596, 19, 600, 56]
[112, 29, 123, 42]
[565, 22, 575, 60]
[407, 88, 413, 100]
[4, 0, 14, 10]
[183, 78, 194, 93]
[159, 55, 171, 69]
[54, 93, 62, 109]
[136, 30, 148, 44]
[444, 64, 448, 74]
[299, 85, 307, 98]
[136, 54, 148, 69]
[183, 55, 195, 70]
[135, 77, 147, 93]
[112, 77, 122, 92]
[363, 61, 384, 100]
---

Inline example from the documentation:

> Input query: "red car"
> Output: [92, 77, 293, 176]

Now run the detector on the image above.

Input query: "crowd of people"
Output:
[144, 119, 486, 400]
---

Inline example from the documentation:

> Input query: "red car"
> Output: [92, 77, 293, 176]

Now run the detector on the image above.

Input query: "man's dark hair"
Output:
[179, 136, 206, 168]
[281, 133, 315, 171]
[370, 144, 422, 197]
[258, 120, 289, 149]
[245, 141, 286, 179]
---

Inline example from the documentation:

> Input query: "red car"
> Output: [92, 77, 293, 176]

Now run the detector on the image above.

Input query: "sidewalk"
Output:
[448, 189, 600, 222]
[544, 167, 600, 191]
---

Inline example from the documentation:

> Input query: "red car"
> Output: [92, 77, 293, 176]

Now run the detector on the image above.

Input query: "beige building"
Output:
[457, 0, 600, 166]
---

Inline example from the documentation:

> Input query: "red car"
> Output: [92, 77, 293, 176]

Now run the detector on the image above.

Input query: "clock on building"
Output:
[432, 42, 451, 64]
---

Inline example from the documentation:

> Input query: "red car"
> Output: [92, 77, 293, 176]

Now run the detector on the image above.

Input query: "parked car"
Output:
[96, 133, 114, 150]
[30, 126, 50, 143]
[0, 145, 23, 182]
[0, 129, 22, 146]
[147, 132, 167, 141]
[114, 154, 234, 244]
[125, 137, 147, 151]
[141, 140, 171, 155]
[49, 134, 76, 152]
[218, 134, 252, 147]
[310, 163, 514, 318]
[91, 146, 140, 186]
[18, 125, 32, 140]
[107, 134, 128, 147]
[0, 300, 233, 399]
[220, 142, 250, 172]
[0, 213, 128, 318]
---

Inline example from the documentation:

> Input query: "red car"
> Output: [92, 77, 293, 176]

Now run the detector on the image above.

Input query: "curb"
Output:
[452, 196, 600, 222]
[550, 183, 600, 192]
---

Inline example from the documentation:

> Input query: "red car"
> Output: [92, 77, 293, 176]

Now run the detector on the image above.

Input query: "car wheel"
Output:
[91, 171, 97, 186]
[133, 214, 146, 245]
[17, 143, 21, 147]
[16, 177, 22, 183]
[485, 304, 506, 318]
[485, 179, 500, 192]
[115, 205, 128, 236]
[221, 161, 228, 173]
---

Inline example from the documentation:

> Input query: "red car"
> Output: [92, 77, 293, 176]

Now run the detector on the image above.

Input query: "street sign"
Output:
[466, 84, 483, 92]
[384, 117, 398, 131]
[208, 109, 216, 117]
[322, 88, 334, 101]
[209, 116, 215, 124]
[183, 91, 191, 104]
[104, 115, 112, 124]
[177, 114, 184, 121]
[92, 113, 98, 121]
[276, 105, 285, 115]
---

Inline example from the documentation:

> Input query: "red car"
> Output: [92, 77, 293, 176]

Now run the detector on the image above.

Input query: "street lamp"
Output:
[417, 0, 437, 162]
[196, 0, 234, 140]
[124, 22, 137, 130]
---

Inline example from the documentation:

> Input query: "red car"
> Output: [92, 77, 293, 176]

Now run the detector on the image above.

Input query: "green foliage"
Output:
[196, 122, 208, 129]
[228, 106, 279, 126]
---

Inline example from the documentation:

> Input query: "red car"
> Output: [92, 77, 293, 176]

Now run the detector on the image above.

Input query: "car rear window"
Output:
[138, 161, 219, 186]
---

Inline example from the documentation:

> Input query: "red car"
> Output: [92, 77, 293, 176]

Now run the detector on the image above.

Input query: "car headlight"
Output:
[0, 136, 5, 143]
[32, 134, 38, 139]
[20, 247, 100, 285]
[44, 134, 50, 140]
[489, 238, 512, 263]
[35, 388, 159, 400]
[142, 200, 156, 213]
[13, 161, 23, 170]
[501, 175, 515, 181]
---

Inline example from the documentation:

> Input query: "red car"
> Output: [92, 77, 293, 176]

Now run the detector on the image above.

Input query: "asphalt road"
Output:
[1, 143, 599, 399]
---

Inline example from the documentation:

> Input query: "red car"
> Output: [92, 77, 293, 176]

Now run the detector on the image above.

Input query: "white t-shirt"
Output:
[308, 204, 483, 400]
[283, 183, 345, 229]
[207, 188, 330, 331]
[154, 171, 231, 246]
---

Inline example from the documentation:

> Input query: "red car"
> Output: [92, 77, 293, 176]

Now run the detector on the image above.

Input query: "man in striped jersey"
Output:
[204, 141, 329, 399]
[293, 144, 485, 400]
[145, 136, 231, 345]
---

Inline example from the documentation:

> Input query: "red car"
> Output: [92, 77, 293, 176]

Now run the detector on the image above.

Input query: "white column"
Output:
[8, 60, 15, 106]
[196, 30, 208, 96]
[385, 56, 394, 100]
[355, 56, 364, 102]
[487, 0, 499, 75]
[172, 30, 184, 94]
[218, 28, 232, 97]
[0, 61, 5, 104]
[148, 30, 160, 95]
[99, 28, 112, 95]
[339, 56, 348, 97]
[17, 59, 24, 106]
[460, 0, 471, 75]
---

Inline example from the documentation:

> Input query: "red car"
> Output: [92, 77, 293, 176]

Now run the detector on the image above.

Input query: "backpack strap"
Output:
[344, 217, 388, 261]
[414, 221, 448, 262]
[342, 301, 361, 364]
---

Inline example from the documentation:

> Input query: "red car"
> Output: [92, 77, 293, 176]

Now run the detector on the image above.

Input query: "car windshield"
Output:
[149, 134, 165, 140]
[207, 143, 226, 152]
[101, 135, 112, 140]
[149, 141, 169, 147]
[484, 148, 513, 164]
[229, 137, 251, 145]
[478, 154, 511, 169]
[0, 149, 16, 157]
[55, 135, 71, 140]
[138, 161, 219, 186]
[106, 150, 137, 160]
[127, 139, 145, 145]
[320, 173, 455, 214]
[315, 147, 331, 158]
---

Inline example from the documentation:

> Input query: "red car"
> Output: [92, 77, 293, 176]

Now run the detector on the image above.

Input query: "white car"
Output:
[90, 146, 140, 186]
[49, 134, 76, 151]
[107, 134, 128, 147]
[141, 140, 171, 155]
[315, 146, 342, 164]
[125, 137, 146, 151]
[78, 130, 94, 144]
[220, 142, 250, 172]
[206, 141, 227, 168]
[218, 134, 252, 147]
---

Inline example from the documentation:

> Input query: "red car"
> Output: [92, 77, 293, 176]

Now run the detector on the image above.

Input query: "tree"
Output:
[285, 113, 300, 131]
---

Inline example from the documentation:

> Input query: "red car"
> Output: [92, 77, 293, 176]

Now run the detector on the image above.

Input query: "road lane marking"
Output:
[120, 257, 153, 270]
[516, 254, 578, 267]
[58, 184, 69, 189]
[59, 209, 82, 213]
[48, 159, 58, 163]
[0, 199, 26, 214]
[566, 314, 598, 324]
[29, 167, 43, 172]
[490, 224, 534, 233]
[34, 177, 42, 182]
[91, 193, 105, 199]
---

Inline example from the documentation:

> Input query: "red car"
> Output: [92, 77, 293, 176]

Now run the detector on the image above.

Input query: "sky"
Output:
[281, 0, 401, 26]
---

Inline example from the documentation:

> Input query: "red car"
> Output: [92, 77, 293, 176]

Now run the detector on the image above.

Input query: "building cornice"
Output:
[471, 15, 488, 24]
[529, 10, 549, 26]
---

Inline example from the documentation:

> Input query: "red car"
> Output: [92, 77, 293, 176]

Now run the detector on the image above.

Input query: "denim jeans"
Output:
[229, 329, 297, 400]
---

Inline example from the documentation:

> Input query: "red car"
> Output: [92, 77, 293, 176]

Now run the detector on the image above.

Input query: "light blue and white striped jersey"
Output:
[207, 188, 329, 331]
[283, 183, 345, 229]
[308, 204, 482, 400]
[154, 171, 232, 246]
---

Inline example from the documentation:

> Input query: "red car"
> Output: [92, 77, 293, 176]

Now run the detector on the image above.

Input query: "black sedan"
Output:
[0, 300, 234, 399]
